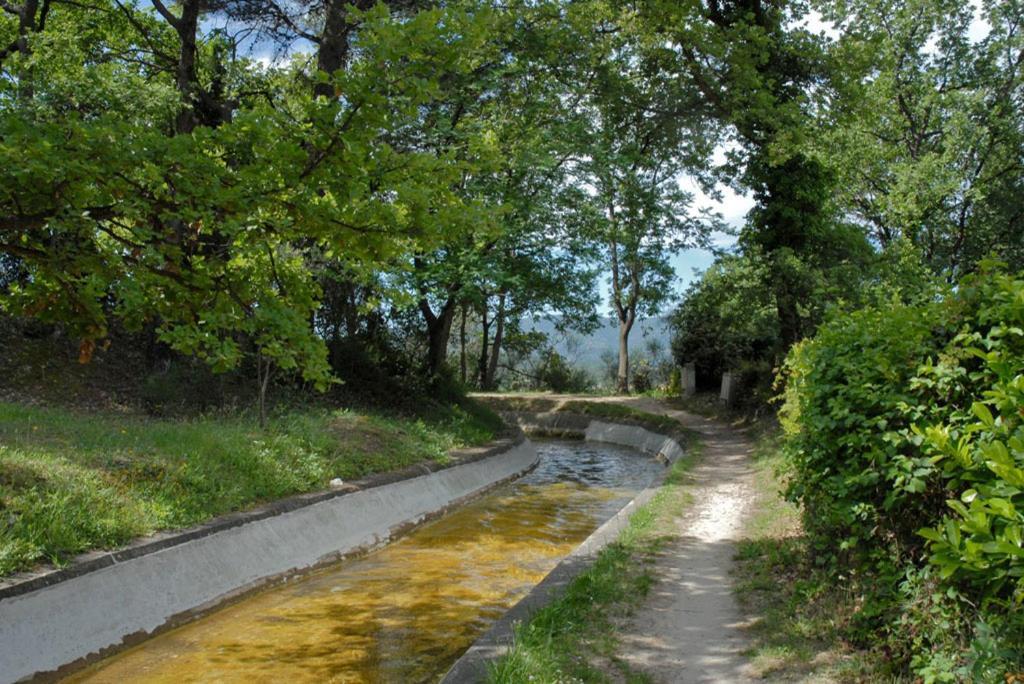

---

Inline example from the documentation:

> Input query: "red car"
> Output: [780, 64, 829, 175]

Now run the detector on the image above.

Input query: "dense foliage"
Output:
[0, 0, 735, 401]
[816, 0, 1024, 275]
[671, 0, 1023, 393]
[780, 265, 1024, 677]
[670, 252, 780, 394]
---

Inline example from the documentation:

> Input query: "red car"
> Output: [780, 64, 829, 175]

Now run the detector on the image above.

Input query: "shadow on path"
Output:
[611, 397, 757, 683]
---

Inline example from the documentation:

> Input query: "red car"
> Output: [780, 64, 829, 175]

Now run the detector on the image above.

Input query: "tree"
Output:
[814, 0, 1024, 276]
[595, 158, 706, 394]
[404, 0, 602, 381]
[0, 0, 510, 416]
[637, 0, 843, 352]
[583, 9, 718, 393]
[0, 0, 49, 68]
[671, 252, 777, 387]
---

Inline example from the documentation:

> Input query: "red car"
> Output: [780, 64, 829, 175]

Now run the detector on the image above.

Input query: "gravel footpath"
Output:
[613, 398, 757, 683]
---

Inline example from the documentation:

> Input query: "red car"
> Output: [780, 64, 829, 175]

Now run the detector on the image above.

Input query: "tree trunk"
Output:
[314, 0, 348, 99]
[484, 291, 506, 390]
[616, 316, 633, 394]
[314, 0, 374, 99]
[170, 0, 201, 135]
[2, 0, 45, 98]
[476, 299, 490, 389]
[11, 0, 39, 57]
[256, 350, 273, 429]
[420, 298, 457, 376]
[775, 286, 801, 353]
[459, 305, 467, 385]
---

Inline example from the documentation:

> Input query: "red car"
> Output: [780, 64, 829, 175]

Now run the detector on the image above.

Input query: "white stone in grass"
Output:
[329, 478, 345, 488]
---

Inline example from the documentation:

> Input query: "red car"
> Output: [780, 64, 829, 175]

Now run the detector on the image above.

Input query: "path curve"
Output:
[614, 397, 756, 683]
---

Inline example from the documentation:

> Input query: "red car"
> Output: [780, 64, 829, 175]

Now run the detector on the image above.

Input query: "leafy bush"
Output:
[537, 350, 592, 393]
[733, 357, 776, 410]
[632, 358, 653, 393]
[780, 264, 1024, 675]
[671, 253, 779, 389]
[781, 293, 949, 568]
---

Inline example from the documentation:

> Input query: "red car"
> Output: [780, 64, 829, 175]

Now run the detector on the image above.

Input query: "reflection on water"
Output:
[67, 441, 661, 684]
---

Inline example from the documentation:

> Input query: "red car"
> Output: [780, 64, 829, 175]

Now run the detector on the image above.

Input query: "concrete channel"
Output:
[0, 413, 685, 683]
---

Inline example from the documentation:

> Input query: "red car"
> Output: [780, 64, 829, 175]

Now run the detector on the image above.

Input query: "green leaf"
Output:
[972, 402, 995, 428]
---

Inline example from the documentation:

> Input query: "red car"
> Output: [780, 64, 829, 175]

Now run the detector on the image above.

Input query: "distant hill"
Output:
[523, 316, 673, 375]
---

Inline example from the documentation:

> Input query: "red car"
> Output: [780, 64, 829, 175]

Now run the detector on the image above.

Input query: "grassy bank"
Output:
[0, 400, 503, 577]
[487, 443, 700, 683]
[733, 431, 889, 681]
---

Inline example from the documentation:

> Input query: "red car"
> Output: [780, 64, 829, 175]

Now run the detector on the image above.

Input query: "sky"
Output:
[672, 173, 751, 291]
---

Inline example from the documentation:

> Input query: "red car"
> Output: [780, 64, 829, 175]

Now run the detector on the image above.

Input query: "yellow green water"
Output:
[67, 441, 660, 683]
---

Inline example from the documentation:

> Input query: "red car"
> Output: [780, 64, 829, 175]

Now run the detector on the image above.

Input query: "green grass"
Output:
[0, 399, 502, 577]
[733, 431, 895, 682]
[478, 395, 561, 414]
[487, 444, 701, 683]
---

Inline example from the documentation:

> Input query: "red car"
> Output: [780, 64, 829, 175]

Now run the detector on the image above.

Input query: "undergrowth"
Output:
[733, 431, 900, 682]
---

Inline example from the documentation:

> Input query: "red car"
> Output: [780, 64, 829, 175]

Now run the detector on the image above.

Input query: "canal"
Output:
[68, 440, 663, 683]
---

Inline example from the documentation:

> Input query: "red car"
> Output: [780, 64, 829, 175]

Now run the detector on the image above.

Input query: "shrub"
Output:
[538, 350, 592, 393]
[780, 293, 951, 568]
[914, 269, 1024, 665]
[671, 252, 778, 388]
[734, 357, 776, 409]
[632, 358, 653, 393]
[780, 264, 1024, 675]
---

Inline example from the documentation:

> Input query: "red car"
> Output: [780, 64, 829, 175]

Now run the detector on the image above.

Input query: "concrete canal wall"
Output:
[0, 437, 538, 683]
[585, 420, 687, 465]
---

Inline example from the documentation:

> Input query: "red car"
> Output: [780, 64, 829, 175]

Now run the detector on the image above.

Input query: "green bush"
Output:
[537, 350, 592, 393]
[632, 358, 653, 393]
[781, 295, 950, 567]
[671, 252, 779, 388]
[780, 264, 1024, 676]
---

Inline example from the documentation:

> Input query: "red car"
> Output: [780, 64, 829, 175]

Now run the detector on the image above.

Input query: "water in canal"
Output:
[67, 440, 662, 683]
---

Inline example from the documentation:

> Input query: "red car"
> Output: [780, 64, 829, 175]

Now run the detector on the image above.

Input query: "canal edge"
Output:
[441, 417, 688, 684]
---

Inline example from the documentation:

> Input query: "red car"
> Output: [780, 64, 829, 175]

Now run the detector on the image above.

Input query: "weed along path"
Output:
[615, 397, 757, 683]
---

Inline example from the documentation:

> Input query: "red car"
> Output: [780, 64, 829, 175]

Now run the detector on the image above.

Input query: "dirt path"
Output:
[612, 397, 757, 683]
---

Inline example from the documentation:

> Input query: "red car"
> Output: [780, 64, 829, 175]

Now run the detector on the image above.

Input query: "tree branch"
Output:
[149, 0, 179, 29]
